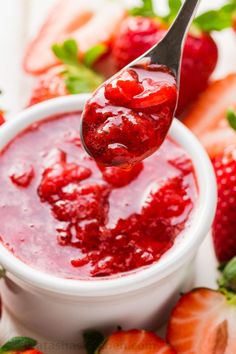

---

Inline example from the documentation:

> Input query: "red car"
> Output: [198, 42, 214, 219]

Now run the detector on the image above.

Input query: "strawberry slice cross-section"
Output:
[23, 0, 126, 75]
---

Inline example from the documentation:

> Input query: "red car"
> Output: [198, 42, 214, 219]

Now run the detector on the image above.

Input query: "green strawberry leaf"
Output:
[227, 107, 236, 131]
[218, 257, 236, 304]
[194, 2, 236, 32]
[0, 337, 37, 352]
[52, 39, 104, 95]
[83, 330, 105, 354]
[84, 44, 108, 67]
[52, 39, 78, 66]
[129, 0, 156, 18]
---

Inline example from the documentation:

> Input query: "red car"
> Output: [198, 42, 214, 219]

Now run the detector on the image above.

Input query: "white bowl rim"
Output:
[0, 94, 217, 297]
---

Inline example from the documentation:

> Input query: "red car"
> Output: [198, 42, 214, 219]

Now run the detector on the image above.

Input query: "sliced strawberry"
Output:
[23, 1, 126, 75]
[183, 74, 236, 158]
[167, 288, 236, 354]
[99, 330, 176, 354]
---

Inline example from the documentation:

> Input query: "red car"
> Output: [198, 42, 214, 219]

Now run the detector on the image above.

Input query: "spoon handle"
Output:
[148, 0, 201, 79]
[167, 0, 200, 46]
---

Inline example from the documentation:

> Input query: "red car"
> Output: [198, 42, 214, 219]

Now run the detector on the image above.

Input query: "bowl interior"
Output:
[0, 94, 217, 296]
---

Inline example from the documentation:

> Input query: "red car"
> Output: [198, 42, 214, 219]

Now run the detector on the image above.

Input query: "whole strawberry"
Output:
[212, 145, 236, 262]
[112, 16, 165, 70]
[177, 33, 218, 114]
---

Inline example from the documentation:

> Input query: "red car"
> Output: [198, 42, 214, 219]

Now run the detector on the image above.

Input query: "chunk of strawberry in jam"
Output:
[70, 175, 192, 277]
[52, 183, 110, 224]
[168, 155, 193, 176]
[9, 163, 34, 187]
[99, 162, 143, 187]
[143, 177, 192, 221]
[104, 69, 143, 106]
[81, 62, 177, 168]
[38, 159, 91, 202]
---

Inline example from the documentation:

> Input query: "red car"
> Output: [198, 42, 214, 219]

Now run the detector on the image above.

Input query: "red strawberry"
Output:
[98, 330, 176, 354]
[0, 110, 5, 125]
[212, 145, 236, 262]
[112, 16, 165, 69]
[28, 39, 104, 106]
[177, 33, 218, 115]
[167, 287, 236, 354]
[112, 17, 218, 115]
[28, 66, 68, 106]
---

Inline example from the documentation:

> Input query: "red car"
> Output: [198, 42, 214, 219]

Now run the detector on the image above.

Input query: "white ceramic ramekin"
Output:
[0, 94, 217, 342]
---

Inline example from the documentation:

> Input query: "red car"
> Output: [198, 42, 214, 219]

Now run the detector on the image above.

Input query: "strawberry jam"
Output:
[81, 61, 177, 168]
[0, 112, 197, 279]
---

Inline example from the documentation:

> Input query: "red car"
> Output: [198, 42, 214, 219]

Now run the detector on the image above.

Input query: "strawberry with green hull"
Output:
[28, 39, 105, 106]
[84, 329, 176, 354]
[167, 257, 236, 353]
[212, 108, 236, 262]
[0, 337, 43, 354]
[112, 0, 236, 114]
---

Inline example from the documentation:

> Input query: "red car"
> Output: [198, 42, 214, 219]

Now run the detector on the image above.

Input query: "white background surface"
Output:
[0, 0, 235, 353]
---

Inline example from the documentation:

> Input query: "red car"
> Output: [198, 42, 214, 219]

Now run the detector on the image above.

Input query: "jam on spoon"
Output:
[81, 61, 177, 168]
[81, 0, 200, 168]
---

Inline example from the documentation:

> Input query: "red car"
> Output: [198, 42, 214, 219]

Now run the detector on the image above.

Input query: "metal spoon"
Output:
[129, 0, 200, 83]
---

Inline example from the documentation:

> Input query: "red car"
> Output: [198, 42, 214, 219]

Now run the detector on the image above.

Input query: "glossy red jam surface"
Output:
[81, 62, 177, 168]
[0, 113, 197, 279]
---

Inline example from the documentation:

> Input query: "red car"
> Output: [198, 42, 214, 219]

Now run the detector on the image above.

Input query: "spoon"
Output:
[137, 0, 200, 82]
[81, 0, 201, 168]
